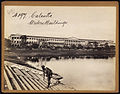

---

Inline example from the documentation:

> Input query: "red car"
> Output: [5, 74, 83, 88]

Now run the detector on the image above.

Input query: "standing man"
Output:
[41, 65, 53, 88]
[45, 67, 53, 88]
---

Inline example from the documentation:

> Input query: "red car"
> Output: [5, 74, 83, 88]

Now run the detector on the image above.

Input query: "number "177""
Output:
[12, 12, 27, 19]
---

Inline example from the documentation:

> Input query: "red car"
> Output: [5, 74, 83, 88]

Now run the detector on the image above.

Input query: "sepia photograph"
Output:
[1, 1, 119, 93]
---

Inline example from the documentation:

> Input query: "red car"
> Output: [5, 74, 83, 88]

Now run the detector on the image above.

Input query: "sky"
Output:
[5, 6, 116, 42]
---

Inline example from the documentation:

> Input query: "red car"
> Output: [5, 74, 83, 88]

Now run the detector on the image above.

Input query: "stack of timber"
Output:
[4, 61, 75, 90]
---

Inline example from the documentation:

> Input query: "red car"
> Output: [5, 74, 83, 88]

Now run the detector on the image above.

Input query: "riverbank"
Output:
[5, 48, 115, 57]
[4, 50, 41, 70]
[4, 48, 115, 67]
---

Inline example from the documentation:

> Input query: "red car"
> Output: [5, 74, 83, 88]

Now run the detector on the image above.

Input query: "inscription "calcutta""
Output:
[9, 10, 68, 27]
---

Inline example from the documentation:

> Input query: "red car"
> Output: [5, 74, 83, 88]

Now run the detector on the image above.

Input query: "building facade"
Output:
[9, 34, 115, 48]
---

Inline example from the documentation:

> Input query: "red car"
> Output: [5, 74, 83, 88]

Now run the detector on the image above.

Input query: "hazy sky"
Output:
[5, 6, 116, 42]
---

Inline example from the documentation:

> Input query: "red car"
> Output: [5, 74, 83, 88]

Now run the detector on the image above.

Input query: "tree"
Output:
[104, 42, 109, 50]
[41, 41, 48, 48]
[20, 35, 27, 48]
[5, 38, 11, 48]
[55, 46, 62, 50]
[63, 45, 70, 49]
[93, 41, 98, 49]
[31, 43, 39, 49]
[70, 44, 76, 49]
[86, 42, 93, 49]
[77, 44, 83, 49]
[109, 45, 115, 51]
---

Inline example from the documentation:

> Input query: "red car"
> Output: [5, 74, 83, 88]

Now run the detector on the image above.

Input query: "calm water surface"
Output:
[26, 57, 116, 90]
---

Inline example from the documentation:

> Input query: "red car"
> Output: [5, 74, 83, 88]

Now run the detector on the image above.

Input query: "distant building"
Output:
[9, 34, 115, 48]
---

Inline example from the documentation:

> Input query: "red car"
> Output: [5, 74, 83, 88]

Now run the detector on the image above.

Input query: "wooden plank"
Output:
[19, 76, 34, 90]
[34, 74, 48, 85]
[35, 78, 51, 90]
[23, 76, 39, 90]
[8, 66, 28, 90]
[24, 67, 30, 72]
[34, 79, 45, 89]
[34, 79, 49, 90]
[36, 78, 53, 90]
[28, 71, 39, 79]
[14, 68, 25, 76]
[29, 77, 43, 90]
[5, 65, 22, 90]
[50, 83, 61, 90]
[21, 69, 32, 78]
[36, 73, 44, 80]
[31, 69, 43, 74]
[4, 69, 13, 90]
[35, 74, 59, 90]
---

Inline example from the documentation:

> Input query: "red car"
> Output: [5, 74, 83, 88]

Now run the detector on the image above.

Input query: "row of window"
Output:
[11, 44, 20, 46]
[65, 40, 81, 42]
[12, 40, 82, 44]
[12, 39, 84, 44]
[12, 41, 21, 43]
[12, 41, 79, 45]
[27, 38, 65, 41]
[12, 37, 20, 39]
[11, 36, 82, 42]
[11, 37, 64, 41]
[11, 40, 35, 43]
[12, 38, 82, 43]
[26, 41, 38, 44]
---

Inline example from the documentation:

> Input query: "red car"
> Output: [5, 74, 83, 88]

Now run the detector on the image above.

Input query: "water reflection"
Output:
[24, 53, 115, 90]
[25, 54, 115, 62]
[25, 57, 115, 90]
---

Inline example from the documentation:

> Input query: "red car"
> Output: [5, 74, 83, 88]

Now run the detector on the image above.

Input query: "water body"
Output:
[26, 57, 116, 90]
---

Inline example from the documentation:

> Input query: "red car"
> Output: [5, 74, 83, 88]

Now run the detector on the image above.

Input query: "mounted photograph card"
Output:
[1, 1, 119, 93]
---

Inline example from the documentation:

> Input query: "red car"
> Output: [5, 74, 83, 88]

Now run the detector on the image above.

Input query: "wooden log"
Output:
[8, 66, 28, 90]
[21, 69, 32, 78]
[37, 77, 55, 90]
[28, 71, 39, 79]
[34, 74, 48, 86]
[29, 77, 43, 90]
[35, 74, 59, 90]
[4, 69, 13, 90]
[33, 79, 49, 90]
[28, 72, 56, 90]
[14, 68, 25, 76]
[5, 65, 22, 90]
[23, 76, 39, 90]
[30, 69, 42, 74]
[19, 76, 34, 90]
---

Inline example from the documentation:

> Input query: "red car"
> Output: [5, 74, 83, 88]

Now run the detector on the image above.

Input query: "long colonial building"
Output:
[9, 34, 115, 48]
